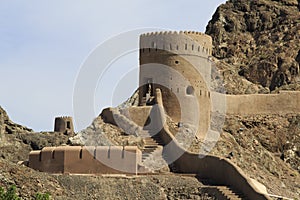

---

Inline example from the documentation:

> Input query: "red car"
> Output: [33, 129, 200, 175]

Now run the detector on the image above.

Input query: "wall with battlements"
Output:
[138, 31, 300, 138]
[29, 146, 141, 174]
[140, 31, 212, 58]
[139, 31, 212, 138]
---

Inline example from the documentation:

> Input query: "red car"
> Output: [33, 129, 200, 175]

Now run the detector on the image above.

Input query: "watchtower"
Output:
[139, 31, 212, 138]
[54, 116, 74, 136]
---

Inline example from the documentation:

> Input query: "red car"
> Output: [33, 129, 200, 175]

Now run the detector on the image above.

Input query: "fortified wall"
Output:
[29, 146, 141, 174]
[139, 31, 300, 122]
[212, 91, 300, 115]
[26, 30, 298, 199]
[139, 31, 212, 138]
[152, 88, 270, 200]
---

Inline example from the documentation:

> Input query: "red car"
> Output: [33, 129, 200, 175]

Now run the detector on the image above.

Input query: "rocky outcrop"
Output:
[213, 113, 300, 198]
[206, 0, 300, 92]
[0, 106, 32, 135]
[117, 90, 139, 109]
[0, 106, 9, 135]
[0, 106, 33, 161]
[69, 116, 144, 148]
[0, 107, 69, 162]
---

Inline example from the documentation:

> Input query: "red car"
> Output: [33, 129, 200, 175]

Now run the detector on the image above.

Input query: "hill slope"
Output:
[206, 0, 300, 93]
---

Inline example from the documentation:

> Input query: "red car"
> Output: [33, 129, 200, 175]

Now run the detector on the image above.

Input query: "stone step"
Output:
[142, 148, 157, 154]
[141, 144, 159, 162]
[139, 131, 171, 172]
[155, 141, 164, 146]
[152, 135, 164, 141]
[217, 186, 245, 200]
[137, 164, 152, 174]
[202, 186, 247, 200]
[144, 139, 158, 142]
[143, 137, 156, 141]
[143, 145, 159, 149]
[142, 154, 150, 160]
[145, 141, 159, 146]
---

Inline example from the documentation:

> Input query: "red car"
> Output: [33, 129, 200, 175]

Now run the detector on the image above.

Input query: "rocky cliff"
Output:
[0, 106, 32, 135]
[0, 107, 69, 162]
[206, 0, 300, 93]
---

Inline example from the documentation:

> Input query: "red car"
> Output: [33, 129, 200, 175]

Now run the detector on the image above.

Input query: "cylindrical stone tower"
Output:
[54, 116, 74, 136]
[139, 31, 212, 138]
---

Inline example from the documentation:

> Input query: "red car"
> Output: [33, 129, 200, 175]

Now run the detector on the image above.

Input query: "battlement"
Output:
[140, 30, 210, 39]
[140, 30, 212, 56]
[28, 146, 142, 174]
[59, 116, 73, 119]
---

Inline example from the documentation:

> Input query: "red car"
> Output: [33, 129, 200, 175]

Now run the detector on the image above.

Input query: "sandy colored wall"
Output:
[211, 91, 300, 115]
[29, 146, 141, 174]
[139, 31, 212, 138]
[100, 107, 152, 135]
[101, 107, 151, 128]
[121, 106, 152, 127]
[153, 88, 270, 200]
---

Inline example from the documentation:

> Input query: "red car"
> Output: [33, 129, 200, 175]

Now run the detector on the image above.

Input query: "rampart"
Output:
[152, 88, 270, 200]
[29, 146, 141, 174]
[140, 31, 212, 57]
[212, 91, 300, 115]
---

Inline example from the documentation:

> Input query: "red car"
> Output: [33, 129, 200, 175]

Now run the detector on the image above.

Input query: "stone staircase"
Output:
[138, 130, 170, 173]
[109, 107, 250, 199]
[202, 186, 248, 200]
[137, 132, 250, 199]
[141, 137, 163, 161]
[218, 186, 248, 200]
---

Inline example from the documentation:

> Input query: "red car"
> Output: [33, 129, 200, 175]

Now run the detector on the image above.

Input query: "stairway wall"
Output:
[153, 88, 271, 200]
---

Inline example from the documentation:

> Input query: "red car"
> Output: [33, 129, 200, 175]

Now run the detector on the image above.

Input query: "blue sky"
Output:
[0, 0, 227, 132]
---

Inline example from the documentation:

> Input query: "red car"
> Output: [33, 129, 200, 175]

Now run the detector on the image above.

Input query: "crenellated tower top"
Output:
[140, 31, 212, 56]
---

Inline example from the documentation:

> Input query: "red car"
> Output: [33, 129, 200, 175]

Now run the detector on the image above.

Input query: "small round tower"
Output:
[54, 116, 74, 136]
[139, 31, 212, 138]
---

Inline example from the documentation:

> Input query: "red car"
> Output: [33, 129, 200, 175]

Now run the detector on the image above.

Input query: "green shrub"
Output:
[0, 185, 20, 200]
[34, 192, 50, 200]
[0, 185, 50, 200]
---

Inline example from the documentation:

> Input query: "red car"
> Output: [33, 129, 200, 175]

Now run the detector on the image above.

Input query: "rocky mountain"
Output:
[0, 106, 217, 199]
[1, 0, 300, 199]
[0, 106, 69, 162]
[0, 106, 32, 135]
[206, 0, 300, 93]
[0, 106, 33, 161]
